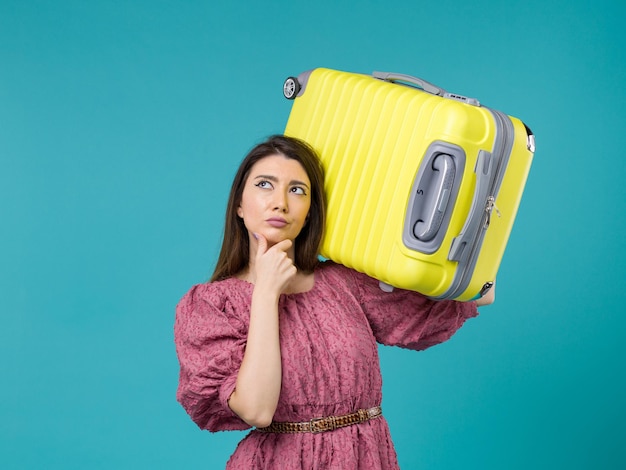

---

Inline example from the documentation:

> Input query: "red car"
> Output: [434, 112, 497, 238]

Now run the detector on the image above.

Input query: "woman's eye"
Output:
[255, 180, 272, 189]
[291, 186, 307, 195]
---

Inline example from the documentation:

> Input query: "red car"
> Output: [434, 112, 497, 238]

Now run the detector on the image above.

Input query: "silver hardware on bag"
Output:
[484, 196, 501, 229]
[480, 281, 494, 297]
[527, 133, 536, 152]
[443, 92, 481, 106]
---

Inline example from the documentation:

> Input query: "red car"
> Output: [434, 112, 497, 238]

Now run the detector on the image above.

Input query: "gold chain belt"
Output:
[256, 406, 382, 434]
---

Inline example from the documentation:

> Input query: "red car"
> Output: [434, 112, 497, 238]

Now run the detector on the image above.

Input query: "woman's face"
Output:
[237, 154, 312, 248]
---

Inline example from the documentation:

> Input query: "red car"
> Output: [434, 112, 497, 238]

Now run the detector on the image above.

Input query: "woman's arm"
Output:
[227, 235, 295, 428]
[174, 284, 251, 432]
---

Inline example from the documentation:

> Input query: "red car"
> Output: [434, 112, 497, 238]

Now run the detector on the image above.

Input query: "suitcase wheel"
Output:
[283, 77, 301, 99]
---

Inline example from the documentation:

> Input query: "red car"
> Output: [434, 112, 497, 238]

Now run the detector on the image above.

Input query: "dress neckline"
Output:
[229, 271, 319, 297]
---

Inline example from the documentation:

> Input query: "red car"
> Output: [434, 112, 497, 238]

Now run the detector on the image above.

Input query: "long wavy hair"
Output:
[210, 135, 326, 282]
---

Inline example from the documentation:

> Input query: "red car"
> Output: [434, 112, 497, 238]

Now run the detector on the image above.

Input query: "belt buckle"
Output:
[309, 416, 332, 434]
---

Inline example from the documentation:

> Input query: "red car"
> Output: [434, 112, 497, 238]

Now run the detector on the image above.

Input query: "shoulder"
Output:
[176, 278, 252, 320]
[316, 260, 378, 287]
[314, 260, 372, 298]
[315, 260, 356, 283]
[175, 278, 253, 343]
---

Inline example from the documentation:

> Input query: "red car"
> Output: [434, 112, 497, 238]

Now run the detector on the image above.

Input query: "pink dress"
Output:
[174, 261, 478, 469]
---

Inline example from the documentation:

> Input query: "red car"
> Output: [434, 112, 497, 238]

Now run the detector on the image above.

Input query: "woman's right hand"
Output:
[252, 233, 297, 295]
[228, 232, 289, 428]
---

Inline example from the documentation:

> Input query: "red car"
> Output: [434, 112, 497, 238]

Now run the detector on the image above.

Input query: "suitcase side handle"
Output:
[412, 154, 456, 241]
[403, 142, 465, 255]
[448, 150, 495, 262]
[372, 71, 446, 96]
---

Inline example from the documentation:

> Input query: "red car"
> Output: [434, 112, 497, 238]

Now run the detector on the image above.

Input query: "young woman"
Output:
[174, 135, 494, 469]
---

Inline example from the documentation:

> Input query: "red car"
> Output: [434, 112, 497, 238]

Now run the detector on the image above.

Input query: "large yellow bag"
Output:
[283, 68, 534, 300]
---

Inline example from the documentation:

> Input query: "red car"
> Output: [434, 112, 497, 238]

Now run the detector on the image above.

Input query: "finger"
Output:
[272, 238, 293, 254]
[254, 233, 268, 256]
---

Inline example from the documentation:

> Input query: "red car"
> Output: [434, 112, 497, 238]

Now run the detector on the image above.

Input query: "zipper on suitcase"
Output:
[484, 196, 501, 229]
[436, 109, 513, 300]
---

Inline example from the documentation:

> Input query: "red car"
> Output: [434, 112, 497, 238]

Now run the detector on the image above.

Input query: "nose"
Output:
[273, 190, 288, 212]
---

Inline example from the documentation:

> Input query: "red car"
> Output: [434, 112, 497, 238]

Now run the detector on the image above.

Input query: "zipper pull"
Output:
[484, 196, 501, 229]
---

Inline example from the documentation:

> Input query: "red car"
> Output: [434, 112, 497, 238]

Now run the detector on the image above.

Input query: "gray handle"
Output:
[413, 154, 455, 241]
[373, 71, 446, 96]
[448, 150, 494, 262]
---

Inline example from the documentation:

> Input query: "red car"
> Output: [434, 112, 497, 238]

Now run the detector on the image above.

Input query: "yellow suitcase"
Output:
[283, 68, 535, 300]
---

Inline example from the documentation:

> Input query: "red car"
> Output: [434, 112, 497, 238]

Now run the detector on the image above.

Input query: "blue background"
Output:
[1, 0, 625, 468]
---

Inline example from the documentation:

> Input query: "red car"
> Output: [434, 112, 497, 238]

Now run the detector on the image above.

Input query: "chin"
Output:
[262, 231, 298, 246]
[265, 234, 291, 245]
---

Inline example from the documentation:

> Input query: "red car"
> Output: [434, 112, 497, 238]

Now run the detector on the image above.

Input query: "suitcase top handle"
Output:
[373, 71, 481, 106]
[372, 71, 446, 97]
[284, 69, 479, 105]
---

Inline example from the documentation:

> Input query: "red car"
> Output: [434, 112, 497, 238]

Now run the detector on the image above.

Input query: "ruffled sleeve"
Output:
[345, 266, 478, 351]
[174, 282, 251, 432]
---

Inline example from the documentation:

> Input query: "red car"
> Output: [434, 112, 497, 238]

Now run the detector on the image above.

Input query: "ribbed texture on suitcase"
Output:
[285, 68, 532, 299]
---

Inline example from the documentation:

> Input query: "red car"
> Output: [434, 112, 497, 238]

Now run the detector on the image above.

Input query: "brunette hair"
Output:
[210, 135, 326, 282]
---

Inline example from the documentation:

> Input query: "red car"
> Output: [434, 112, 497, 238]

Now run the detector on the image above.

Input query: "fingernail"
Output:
[252, 233, 259, 240]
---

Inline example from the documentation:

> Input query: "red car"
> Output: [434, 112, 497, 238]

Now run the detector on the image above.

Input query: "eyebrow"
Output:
[254, 174, 310, 189]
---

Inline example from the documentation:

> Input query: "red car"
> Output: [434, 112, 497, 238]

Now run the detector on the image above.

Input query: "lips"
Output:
[266, 217, 288, 228]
